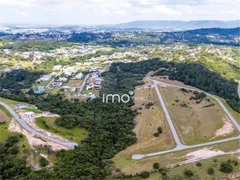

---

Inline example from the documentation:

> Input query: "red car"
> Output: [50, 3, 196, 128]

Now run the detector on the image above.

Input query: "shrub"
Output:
[232, 160, 238, 166]
[139, 171, 150, 179]
[39, 157, 49, 167]
[184, 169, 194, 177]
[153, 127, 163, 137]
[157, 127, 162, 134]
[219, 162, 233, 173]
[153, 162, 160, 170]
[207, 167, 214, 175]
[196, 162, 202, 167]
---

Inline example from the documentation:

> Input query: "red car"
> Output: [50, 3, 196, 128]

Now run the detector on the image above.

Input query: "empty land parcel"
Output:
[113, 139, 239, 175]
[113, 81, 175, 167]
[158, 85, 238, 145]
[35, 116, 88, 143]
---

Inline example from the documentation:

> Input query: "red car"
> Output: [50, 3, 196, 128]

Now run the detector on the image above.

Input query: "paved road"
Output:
[77, 74, 90, 96]
[132, 135, 240, 160]
[0, 101, 78, 149]
[46, 77, 55, 88]
[153, 81, 185, 148]
[155, 80, 240, 132]
[132, 78, 240, 160]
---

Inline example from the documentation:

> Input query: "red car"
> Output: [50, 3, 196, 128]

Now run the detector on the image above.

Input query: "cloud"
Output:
[0, 0, 239, 24]
[155, 4, 179, 15]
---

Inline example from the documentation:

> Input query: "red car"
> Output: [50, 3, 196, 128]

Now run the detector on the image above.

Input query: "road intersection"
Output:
[132, 78, 240, 160]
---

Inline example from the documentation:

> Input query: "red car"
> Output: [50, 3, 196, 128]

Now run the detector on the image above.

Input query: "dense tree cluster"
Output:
[103, 59, 239, 112]
[0, 40, 74, 51]
[0, 93, 137, 179]
[0, 69, 42, 90]
[0, 136, 31, 179]
[68, 28, 240, 47]
[0, 58, 239, 179]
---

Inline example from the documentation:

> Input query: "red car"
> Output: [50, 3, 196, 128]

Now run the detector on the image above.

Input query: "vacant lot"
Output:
[0, 97, 32, 109]
[0, 109, 9, 123]
[113, 139, 239, 175]
[64, 79, 83, 86]
[35, 116, 88, 143]
[0, 109, 11, 142]
[218, 96, 240, 125]
[159, 85, 238, 145]
[146, 153, 240, 180]
[113, 79, 175, 168]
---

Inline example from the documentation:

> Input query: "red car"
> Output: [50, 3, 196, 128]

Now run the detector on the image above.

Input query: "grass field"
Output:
[0, 97, 32, 109]
[0, 104, 13, 118]
[32, 80, 51, 87]
[159, 85, 238, 145]
[64, 79, 83, 86]
[218, 96, 240, 125]
[35, 116, 88, 143]
[0, 120, 12, 142]
[113, 139, 239, 175]
[146, 154, 239, 180]
[82, 88, 100, 97]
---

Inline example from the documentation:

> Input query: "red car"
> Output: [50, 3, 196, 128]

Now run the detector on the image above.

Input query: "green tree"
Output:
[39, 157, 49, 167]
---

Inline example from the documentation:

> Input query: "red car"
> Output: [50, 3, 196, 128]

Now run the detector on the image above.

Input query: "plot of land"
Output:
[32, 79, 51, 87]
[158, 85, 238, 145]
[218, 96, 240, 125]
[0, 109, 9, 123]
[64, 79, 83, 86]
[113, 80, 175, 167]
[146, 153, 240, 180]
[0, 109, 11, 142]
[113, 139, 239, 175]
[35, 116, 88, 143]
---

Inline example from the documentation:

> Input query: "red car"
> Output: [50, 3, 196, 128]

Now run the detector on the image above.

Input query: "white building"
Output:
[58, 77, 68, 82]
[22, 112, 35, 120]
[75, 72, 83, 79]
[4, 68, 12, 73]
[15, 104, 28, 109]
[38, 75, 52, 81]
[52, 65, 62, 71]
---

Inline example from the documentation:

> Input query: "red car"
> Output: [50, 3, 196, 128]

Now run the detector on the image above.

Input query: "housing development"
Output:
[0, 8, 239, 180]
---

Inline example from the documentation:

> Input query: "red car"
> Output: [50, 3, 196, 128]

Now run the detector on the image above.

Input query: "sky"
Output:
[0, 0, 240, 25]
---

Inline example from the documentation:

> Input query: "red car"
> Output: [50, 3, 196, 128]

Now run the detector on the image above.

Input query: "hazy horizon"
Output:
[1, 0, 240, 25]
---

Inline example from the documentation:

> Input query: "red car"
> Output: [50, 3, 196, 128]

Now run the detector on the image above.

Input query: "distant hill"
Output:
[114, 20, 240, 30]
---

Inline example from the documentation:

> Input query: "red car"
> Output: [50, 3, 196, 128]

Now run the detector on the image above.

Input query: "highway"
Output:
[0, 101, 78, 149]
[132, 78, 240, 160]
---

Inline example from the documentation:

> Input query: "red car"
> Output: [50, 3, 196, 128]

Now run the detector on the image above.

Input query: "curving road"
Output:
[132, 78, 240, 160]
[0, 101, 78, 149]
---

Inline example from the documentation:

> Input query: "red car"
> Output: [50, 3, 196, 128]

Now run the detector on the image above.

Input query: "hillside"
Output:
[114, 20, 240, 30]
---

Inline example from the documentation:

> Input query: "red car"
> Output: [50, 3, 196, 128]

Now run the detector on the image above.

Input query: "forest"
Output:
[0, 58, 239, 179]
[0, 96, 136, 179]
[0, 69, 42, 90]
[102, 59, 239, 112]
[0, 40, 74, 51]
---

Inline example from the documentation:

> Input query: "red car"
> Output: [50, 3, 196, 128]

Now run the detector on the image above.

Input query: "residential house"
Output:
[15, 104, 28, 109]
[22, 112, 35, 120]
